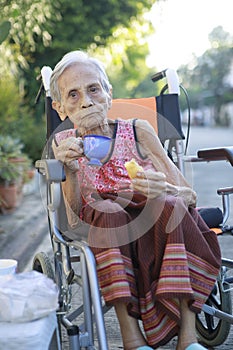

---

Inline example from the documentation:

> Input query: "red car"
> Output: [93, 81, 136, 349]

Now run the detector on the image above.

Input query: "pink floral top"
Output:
[55, 119, 156, 204]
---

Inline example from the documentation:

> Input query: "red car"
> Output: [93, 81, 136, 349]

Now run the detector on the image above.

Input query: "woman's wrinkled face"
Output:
[52, 62, 112, 134]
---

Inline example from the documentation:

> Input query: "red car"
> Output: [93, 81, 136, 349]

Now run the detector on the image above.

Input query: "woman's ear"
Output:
[52, 101, 67, 121]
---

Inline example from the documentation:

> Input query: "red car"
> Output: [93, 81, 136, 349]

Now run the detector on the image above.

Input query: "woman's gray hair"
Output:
[50, 50, 112, 101]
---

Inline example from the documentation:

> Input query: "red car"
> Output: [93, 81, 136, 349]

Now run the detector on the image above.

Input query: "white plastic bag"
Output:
[0, 270, 59, 322]
[0, 312, 58, 350]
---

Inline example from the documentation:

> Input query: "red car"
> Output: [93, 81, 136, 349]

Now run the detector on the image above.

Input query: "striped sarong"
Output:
[81, 194, 221, 348]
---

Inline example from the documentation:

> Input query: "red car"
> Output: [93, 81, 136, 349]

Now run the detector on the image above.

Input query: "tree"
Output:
[1, 0, 155, 74]
[2, 0, 156, 104]
[0, 0, 54, 75]
[24, 0, 156, 105]
[0, 0, 157, 161]
[89, 19, 157, 98]
[178, 26, 233, 126]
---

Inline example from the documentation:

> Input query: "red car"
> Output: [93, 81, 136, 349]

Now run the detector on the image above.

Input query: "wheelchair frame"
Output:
[34, 66, 233, 349]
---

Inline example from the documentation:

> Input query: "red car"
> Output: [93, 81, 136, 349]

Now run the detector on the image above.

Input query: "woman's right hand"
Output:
[52, 136, 83, 172]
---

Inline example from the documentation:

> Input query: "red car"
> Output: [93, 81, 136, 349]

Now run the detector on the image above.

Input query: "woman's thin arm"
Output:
[135, 119, 197, 206]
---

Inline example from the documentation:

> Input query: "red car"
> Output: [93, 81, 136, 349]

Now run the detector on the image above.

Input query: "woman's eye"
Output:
[70, 92, 77, 98]
[90, 86, 98, 93]
[68, 90, 78, 99]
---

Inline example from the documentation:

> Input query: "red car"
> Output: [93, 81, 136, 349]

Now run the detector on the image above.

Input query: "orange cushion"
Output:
[211, 228, 223, 235]
[108, 97, 157, 133]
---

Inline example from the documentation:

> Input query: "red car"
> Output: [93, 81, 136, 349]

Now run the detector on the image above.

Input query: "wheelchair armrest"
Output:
[197, 147, 233, 166]
[185, 146, 233, 166]
[35, 159, 66, 182]
[217, 186, 233, 196]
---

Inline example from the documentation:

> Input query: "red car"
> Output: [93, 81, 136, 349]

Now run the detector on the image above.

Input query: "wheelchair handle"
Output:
[41, 66, 53, 97]
[151, 68, 180, 95]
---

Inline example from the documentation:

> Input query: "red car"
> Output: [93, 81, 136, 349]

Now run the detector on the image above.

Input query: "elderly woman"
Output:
[50, 50, 221, 350]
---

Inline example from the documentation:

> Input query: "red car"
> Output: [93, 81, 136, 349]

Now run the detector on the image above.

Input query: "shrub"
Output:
[0, 74, 45, 163]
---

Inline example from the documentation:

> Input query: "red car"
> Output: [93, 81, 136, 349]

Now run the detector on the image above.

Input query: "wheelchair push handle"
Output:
[41, 66, 53, 97]
[151, 68, 180, 95]
[35, 66, 53, 104]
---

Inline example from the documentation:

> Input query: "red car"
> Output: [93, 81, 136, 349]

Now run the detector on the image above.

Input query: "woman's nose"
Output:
[81, 93, 93, 108]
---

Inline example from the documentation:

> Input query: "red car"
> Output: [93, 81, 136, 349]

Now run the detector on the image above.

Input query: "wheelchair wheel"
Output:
[32, 252, 55, 280]
[196, 279, 232, 347]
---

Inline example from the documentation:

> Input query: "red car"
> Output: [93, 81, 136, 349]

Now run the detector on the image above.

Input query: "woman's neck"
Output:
[80, 123, 112, 137]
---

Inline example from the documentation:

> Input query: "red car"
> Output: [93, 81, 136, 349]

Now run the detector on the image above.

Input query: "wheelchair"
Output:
[34, 65, 233, 349]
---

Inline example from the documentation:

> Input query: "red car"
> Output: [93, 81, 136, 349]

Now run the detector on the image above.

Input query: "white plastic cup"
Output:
[0, 259, 18, 275]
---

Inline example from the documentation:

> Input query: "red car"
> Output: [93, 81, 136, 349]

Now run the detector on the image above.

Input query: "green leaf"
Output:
[0, 21, 11, 44]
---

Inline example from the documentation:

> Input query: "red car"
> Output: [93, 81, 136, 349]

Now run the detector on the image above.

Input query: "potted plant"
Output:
[0, 135, 31, 213]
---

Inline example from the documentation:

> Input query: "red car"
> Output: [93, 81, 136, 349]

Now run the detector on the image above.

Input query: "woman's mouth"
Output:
[79, 105, 104, 120]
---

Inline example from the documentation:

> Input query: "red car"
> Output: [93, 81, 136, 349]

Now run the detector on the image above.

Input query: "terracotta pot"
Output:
[26, 168, 35, 180]
[0, 184, 18, 214]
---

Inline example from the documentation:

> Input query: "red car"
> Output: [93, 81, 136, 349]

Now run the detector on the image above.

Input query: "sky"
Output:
[146, 0, 233, 70]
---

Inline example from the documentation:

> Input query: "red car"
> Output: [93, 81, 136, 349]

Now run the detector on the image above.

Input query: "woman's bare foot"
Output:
[176, 299, 198, 350]
[114, 302, 147, 350]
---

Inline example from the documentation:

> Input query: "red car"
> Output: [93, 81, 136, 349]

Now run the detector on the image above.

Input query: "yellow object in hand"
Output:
[124, 158, 144, 179]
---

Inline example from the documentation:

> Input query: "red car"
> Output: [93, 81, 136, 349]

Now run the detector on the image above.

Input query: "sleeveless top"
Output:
[55, 119, 156, 204]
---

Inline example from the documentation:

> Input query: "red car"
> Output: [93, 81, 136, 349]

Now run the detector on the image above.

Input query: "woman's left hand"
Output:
[131, 169, 167, 199]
